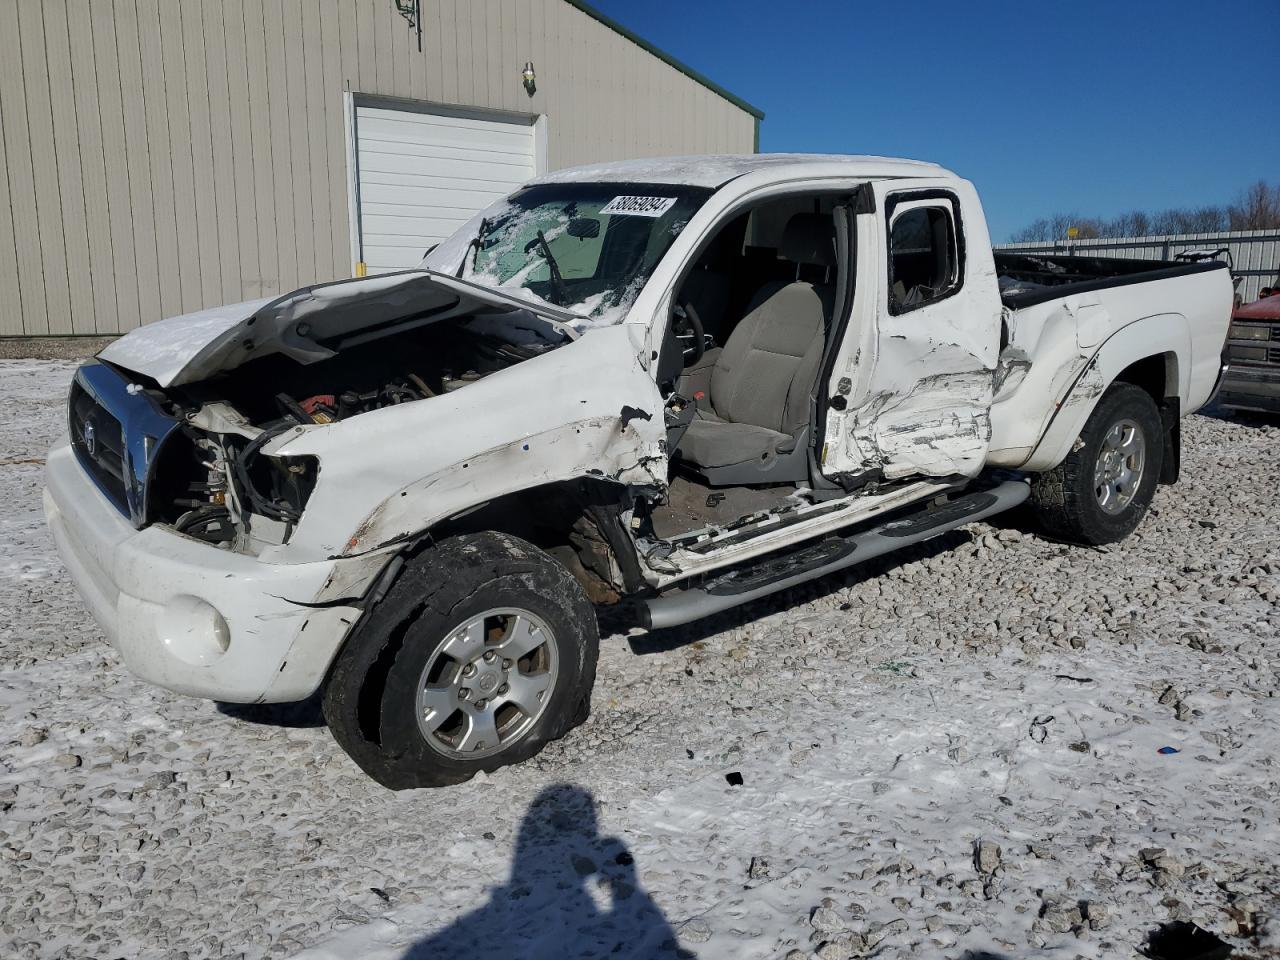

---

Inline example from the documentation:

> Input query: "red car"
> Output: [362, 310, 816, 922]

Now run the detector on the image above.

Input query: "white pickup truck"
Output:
[45, 155, 1232, 788]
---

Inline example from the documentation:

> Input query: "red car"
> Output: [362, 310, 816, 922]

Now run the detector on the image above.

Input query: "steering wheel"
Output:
[673, 302, 706, 365]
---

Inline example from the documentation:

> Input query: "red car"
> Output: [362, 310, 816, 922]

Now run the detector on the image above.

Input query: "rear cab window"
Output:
[886, 193, 963, 314]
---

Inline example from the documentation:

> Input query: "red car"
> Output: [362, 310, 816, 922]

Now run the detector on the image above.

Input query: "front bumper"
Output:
[44, 439, 387, 703]
[1217, 365, 1280, 414]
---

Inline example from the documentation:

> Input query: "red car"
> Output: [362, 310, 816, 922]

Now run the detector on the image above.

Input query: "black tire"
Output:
[1030, 383, 1164, 545]
[323, 531, 599, 789]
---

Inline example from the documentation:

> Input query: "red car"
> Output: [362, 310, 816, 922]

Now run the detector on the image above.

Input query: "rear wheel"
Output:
[323, 531, 599, 789]
[1030, 383, 1164, 545]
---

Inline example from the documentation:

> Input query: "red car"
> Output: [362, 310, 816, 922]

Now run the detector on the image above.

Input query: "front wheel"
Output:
[1030, 383, 1164, 545]
[323, 532, 599, 789]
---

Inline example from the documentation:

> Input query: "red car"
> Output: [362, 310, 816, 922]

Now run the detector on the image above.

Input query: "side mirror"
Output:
[567, 217, 601, 239]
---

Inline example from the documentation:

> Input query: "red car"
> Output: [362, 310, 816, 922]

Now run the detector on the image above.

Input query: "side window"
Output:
[887, 202, 959, 314]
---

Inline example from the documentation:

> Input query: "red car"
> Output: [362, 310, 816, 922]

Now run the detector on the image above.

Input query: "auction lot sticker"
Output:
[600, 195, 677, 217]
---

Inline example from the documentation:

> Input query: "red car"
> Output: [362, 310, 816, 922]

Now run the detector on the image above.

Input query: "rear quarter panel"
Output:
[990, 265, 1232, 471]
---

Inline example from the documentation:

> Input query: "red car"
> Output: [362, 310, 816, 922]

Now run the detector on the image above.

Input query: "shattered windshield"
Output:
[427, 183, 711, 325]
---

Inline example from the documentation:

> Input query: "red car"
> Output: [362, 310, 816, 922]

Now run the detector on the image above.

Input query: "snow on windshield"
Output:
[422, 184, 709, 330]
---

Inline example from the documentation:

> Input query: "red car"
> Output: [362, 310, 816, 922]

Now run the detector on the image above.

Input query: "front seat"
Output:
[676, 212, 836, 486]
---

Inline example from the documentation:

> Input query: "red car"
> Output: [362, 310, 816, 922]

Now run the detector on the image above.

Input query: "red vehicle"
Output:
[1219, 286, 1280, 413]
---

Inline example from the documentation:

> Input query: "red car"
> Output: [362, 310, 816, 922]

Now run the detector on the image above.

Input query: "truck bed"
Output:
[995, 252, 1229, 309]
[988, 250, 1233, 471]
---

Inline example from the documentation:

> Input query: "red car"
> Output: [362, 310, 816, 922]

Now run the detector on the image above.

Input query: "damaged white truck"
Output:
[45, 155, 1232, 788]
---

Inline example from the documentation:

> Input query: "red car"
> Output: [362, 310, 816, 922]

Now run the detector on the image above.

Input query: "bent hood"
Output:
[98, 270, 582, 387]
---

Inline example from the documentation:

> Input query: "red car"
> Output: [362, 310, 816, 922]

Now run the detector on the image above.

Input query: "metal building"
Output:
[0, 0, 762, 337]
[997, 229, 1280, 302]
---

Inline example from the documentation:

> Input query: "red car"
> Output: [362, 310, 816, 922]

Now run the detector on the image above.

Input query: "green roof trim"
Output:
[563, 0, 765, 122]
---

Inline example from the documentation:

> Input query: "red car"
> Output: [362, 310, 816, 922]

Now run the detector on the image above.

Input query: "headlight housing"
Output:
[233, 427, 319, 525]
[1229, 322, 1271, 341]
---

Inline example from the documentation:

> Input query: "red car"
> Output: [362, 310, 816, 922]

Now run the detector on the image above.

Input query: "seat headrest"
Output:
[779, 213, 836, 267]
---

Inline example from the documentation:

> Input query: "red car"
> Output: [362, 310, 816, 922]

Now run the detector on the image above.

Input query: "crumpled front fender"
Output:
[259, 323, 666, 562]
[344, 413, 663, 556]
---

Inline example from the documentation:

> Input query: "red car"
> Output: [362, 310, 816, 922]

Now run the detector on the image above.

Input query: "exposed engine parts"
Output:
[151, 432, 237, 543]
[172, 437, 235, 542]
[154, 318, 559, 546]
[197, 320, 552, 430]
[275, 378, 432, 425]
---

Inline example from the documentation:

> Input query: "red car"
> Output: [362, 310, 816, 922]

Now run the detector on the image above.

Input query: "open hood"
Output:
[98, 270, 582, 387]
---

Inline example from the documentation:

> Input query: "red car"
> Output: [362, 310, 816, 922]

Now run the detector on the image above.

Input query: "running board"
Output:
[639, 479, 1030, 631]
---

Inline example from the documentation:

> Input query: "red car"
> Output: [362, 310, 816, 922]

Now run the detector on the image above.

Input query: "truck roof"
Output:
[530, 153, 953, 189]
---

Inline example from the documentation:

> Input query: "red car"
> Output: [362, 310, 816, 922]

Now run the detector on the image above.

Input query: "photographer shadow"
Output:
[405, 783, 691, 959]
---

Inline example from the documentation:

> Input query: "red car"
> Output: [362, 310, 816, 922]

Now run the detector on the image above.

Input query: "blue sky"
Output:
[590, 0, 1279, 242]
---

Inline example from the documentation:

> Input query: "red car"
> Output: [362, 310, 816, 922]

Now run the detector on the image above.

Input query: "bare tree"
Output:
[1186, 206, 1231, 232]
[1109, 210, 1151, 238]
[1009, 218, 1053, 243]
[1012, 180, 1278, 240]
[1227, 181, 1280, 231]
[1153, 206, 1228, 234]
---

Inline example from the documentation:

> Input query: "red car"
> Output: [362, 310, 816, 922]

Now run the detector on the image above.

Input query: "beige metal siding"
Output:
[0, 72, 20, 335]
[0, 0, 757, 336]
[18, 0, 68, 335]
[0, 11, 40, 335]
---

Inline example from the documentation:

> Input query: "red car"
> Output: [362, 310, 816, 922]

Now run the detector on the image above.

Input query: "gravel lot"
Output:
[1, 359, 1278, 960]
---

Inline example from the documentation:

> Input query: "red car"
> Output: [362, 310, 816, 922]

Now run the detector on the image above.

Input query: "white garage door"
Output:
[353, 104, 539, 273]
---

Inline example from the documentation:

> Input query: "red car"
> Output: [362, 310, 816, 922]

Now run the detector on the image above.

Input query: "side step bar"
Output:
[639, 479, 1030, 631]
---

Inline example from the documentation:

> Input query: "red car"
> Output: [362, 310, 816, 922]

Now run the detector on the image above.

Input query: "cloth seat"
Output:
[676, 212, 836, 479]
[677, 409, 793, 469]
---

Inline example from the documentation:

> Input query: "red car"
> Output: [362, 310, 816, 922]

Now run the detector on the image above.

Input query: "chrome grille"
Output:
[67, 362, 180, 527]
[69, 379, 129, 513]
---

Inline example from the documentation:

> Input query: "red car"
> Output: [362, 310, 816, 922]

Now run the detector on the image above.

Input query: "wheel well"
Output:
[1112, 352, 1176, 405]
[1111, 352, 1180, 485]
[423, 478, 641, 603]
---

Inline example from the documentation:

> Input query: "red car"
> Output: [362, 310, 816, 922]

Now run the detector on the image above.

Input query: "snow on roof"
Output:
[530, 153, 951, 189]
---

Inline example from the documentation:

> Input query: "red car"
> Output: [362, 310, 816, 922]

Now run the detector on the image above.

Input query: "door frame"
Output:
[343, 92, 548, 277]
[648, 179, 867, 368]
[822, 177, 998, 482]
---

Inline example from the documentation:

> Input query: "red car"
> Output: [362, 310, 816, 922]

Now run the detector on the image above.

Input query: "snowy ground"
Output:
[1, 358, 1277, 960]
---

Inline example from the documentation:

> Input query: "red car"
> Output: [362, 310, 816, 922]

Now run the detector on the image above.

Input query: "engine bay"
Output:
[147, 315, 566, 545]
[180, 315, 561, 428]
